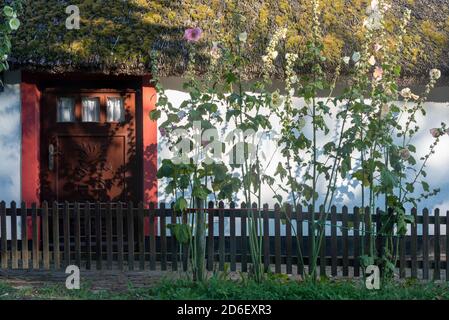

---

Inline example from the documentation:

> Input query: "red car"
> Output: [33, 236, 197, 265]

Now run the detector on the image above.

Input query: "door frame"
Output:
[20, 72, 158, 206]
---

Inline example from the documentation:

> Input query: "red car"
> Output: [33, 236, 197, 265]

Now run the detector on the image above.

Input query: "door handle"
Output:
[49, 144, 55, 171]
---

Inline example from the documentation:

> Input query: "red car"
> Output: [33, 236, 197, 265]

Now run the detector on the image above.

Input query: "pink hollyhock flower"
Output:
[399, 148, 411, 160]
[373, 66, 383, 81]
[184, 27, 203, 42]
[374, 43, 383, 52]
[430, 128, 441, 138]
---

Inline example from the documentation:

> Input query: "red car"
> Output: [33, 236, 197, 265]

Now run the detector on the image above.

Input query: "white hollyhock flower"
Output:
[430, 69, 441, 80]
[400, 88, 412, 99]
[239, 32, 248, 43]
[343, 56, 350, 64]
[368, 55, 376, 66]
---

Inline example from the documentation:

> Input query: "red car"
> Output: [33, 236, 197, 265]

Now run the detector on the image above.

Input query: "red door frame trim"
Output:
[21, 73, 41, 239]
[142, 75, 158, 205]
[21, 74, 41, 206]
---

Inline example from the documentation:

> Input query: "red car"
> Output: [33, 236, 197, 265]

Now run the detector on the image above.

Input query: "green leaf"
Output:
[157, 160, 175, 178]
[422, 181, 430, 192]
[274, 162, 287, 180]
[193, 184, 210, 200]
[3, 6, 14, 17]
[149, 109, 161, 120]
[381, 168, 398, 189]
[9, 18, 20, 30]
[167, 224, 191, 244]
[174, 197, 188, 212]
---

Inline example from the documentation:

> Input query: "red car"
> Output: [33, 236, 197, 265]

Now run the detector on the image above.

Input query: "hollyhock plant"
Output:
[373, 66, 383, 80]
[430, 128, 442, 138]
[184, 27, 203, 42]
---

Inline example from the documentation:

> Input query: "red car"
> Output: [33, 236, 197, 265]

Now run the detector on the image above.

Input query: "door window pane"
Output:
[82, 97, 100, 122]
[57, 97, 75, 122]
[107, 97, 124, 122]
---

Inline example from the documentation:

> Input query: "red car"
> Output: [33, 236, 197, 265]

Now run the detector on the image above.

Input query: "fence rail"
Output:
[0, 201, 448, 280]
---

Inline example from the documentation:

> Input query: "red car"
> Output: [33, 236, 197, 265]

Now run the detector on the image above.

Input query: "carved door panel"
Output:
[40, 89, 138, 202]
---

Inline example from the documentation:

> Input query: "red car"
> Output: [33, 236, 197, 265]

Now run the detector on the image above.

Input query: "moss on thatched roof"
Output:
[10, 0, 449, 80]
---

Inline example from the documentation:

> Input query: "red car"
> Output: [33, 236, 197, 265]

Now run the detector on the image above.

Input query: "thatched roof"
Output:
[9, 0, 449, 81]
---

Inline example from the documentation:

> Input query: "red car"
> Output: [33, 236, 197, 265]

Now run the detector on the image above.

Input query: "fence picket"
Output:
[149, 203, 156, 271]
[0, 201, 7, 269]
[241, 203, 248, 273]
[63, 202, 70, 267]
[364, 207, 371, 259]
[170, 205, 177, 271]
[399, 234, 406, 279]
[32, 203, 39, 269]
[95, 202, 102, 270]
[42, 201, 50, 270]
[138, 202, 145, 270]
[331, 206, 337, 277]
[411, 208, 418, 278]
[74, 202, 81, 268]
[219, 202, 225, 271]
[52, 202, 59, 270]
[353, 207, 360, 277]
[296, 205, 304, 276]
[21, 202, 29, 269]
[85, 202, 92, 270]
[263, 204, 270, 272]
[182, 210, 188, 272]
[342, 206, 349, 277]
[11, 201, 17, 269]
[423, 208, 429, 280]
[286, 204, 292, 275]
[207, 201, 214, 271]
[308, 205, 314, 274]
[434, 209, 441, 280]
[106, 203, 113, 270]
[446, 211, 449, 281]
[117, 203, 124, 271]
[127, 202, 134, 271]
[230, 202, 236, 272]
[160, 203, 167, 271]
[274, 203, 281, 274]
[319, 206, 326, 277]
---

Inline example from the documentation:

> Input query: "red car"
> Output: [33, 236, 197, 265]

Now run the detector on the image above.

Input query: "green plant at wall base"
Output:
[150, 37, 241, 282]
[0, 1, 21, 77]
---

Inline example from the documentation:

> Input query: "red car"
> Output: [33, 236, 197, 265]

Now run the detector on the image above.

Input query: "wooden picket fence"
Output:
[0, 201, 448, 280]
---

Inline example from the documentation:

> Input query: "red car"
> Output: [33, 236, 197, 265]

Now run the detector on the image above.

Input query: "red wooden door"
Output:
[40, 89, 138, 203]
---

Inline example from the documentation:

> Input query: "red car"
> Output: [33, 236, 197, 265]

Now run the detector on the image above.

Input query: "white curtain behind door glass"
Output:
[57, 97, 75, 122]
[82, 98, 100, 122]
[107, 97, 124, 122]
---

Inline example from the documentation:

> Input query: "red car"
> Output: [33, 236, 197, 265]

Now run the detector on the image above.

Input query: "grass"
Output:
[1, 275, 449, 300]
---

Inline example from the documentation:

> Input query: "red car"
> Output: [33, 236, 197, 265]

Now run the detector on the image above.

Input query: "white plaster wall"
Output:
[159, 89, 449, 235]
[0, 74, 21, 203]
